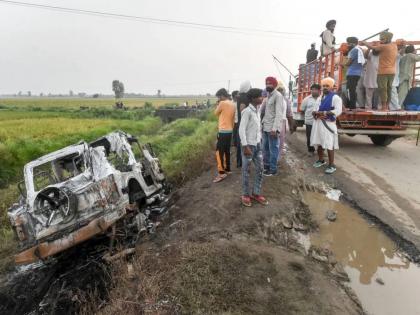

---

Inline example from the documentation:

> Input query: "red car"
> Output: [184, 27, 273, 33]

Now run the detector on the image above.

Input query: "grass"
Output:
[0, 116, 162, 187]
[0, 97, 214, 110]
[93, 242, 287, 315]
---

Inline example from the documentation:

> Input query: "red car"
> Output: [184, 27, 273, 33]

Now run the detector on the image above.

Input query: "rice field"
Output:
[0, 97, 214, 110]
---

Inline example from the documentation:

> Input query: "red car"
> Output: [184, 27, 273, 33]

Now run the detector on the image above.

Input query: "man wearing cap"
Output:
[307, 43, 318, 64]
[213, 88, 235, 183]
[261, 76, 286, 176]
[361, 32, 398, 111]
[311, 77, 343, 174]
[321, 20, 336, 57]
[343, 37, 365, 109]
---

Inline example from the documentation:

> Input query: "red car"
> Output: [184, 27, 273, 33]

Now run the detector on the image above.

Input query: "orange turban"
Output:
[321, 77, 335, 88]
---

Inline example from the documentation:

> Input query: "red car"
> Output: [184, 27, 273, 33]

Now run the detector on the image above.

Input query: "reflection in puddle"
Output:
[303, 192, 420, 315]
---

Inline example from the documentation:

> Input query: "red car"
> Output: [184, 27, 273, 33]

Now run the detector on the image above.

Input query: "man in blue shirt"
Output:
[343, 37, 365, 109]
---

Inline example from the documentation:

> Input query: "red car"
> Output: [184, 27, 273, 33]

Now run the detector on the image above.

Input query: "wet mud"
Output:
[303, 191, 420, 315]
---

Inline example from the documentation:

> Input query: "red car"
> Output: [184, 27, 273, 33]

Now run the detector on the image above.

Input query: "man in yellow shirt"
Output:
[214, 88, 235, 183]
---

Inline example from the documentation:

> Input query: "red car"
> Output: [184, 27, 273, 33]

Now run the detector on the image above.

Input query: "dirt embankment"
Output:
[91, 152, 363, 315]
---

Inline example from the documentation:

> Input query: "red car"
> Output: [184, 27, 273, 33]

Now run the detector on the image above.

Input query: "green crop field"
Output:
[0, 97, 214, 110]
[0, 101, 217, 270]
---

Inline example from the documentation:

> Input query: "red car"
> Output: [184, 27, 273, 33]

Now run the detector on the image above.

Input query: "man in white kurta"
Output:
[310, 77, 343, 174]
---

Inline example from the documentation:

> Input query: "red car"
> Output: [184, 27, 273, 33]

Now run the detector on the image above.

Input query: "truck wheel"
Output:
[368, 135, 396, 146]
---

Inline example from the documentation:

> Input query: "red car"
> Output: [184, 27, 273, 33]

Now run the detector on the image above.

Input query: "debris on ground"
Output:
[326, 210, 338, 222]
[376, 278, 385, 285]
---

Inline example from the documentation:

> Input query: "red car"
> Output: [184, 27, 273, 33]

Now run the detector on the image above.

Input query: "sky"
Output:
[1, 0, 420, 96]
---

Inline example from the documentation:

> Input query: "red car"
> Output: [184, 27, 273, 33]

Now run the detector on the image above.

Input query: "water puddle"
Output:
[302, 191, 420, 315]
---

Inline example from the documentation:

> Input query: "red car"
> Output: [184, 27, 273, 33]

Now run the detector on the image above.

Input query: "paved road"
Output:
[291, 129, 420, 250]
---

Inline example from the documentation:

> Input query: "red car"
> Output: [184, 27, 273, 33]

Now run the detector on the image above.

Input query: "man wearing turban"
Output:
[261, 76, 286, 176]
[361, 32, 398, 110]
[310, 77, 343, 174]
[321, 20, 336, 56]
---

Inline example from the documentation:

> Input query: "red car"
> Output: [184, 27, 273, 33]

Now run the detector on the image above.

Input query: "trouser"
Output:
[365, 88, 375, 109]
[390, 86, 400, 110]
[377, 74, 395, 105]
[241, 144, 263, 196]
[262, 131, 280, 173]
[356, 75, 366, 108]
[233, 123, 242, 167]
[346, 75, 361, 109]
[305, 124, 315, 152]
[278, 119, 287, 160]
[216, 132, 232, 174]
[398, 80, 410, 107]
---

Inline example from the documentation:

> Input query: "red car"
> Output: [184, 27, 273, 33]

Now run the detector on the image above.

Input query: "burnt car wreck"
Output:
[8, 131, 167, 265]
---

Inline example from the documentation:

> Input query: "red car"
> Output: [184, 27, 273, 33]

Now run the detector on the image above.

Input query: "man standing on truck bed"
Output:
[361, 32, 398, 111]
[399, 45, 420, 106]
[343, 37, 365, 110]
[311, 77, 343, 174]
[213, 88, 235, 183]
[321, 20, 336, 56]
[307, 43, 318, 63]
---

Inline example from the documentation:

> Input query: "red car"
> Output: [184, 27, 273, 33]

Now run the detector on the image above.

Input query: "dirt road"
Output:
[289, 129, 420, 252]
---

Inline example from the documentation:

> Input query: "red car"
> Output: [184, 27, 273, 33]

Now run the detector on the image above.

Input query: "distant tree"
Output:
[27, 91, 31, 97]
[78, 92, 87, 98]
[18, 91, 22, 96]
[69, 90, 74, 97]
[92, 93, 100, 98]
[157, 89, 162, 97]
[206, 93, 211, 97]
[112, 80, 125, 100]
[40, 92, 44, 97]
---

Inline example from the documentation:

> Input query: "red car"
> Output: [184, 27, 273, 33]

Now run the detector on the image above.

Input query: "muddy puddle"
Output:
[302, 191, 420, 315]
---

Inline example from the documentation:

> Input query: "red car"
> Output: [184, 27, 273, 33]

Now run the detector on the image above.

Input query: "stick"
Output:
[272, 55, 297, 78]
[416, 127, 420, 146]
[361, 28, 389, 42]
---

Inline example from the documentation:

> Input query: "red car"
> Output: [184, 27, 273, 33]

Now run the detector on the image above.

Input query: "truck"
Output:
[292, 40, 420, 146]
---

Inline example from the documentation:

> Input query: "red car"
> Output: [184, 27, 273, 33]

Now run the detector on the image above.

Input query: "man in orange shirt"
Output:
[361, 31, 398, 110]
[213, 88, 235, 183]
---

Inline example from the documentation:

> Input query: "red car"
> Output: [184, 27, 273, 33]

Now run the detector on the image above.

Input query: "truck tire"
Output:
[368, 135, 396, 146]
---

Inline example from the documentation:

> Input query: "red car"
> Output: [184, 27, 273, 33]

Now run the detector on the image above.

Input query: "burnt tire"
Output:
[369, 135, 397, 146]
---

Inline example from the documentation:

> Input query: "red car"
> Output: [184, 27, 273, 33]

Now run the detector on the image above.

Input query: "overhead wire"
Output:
[0, 0, 315, 39]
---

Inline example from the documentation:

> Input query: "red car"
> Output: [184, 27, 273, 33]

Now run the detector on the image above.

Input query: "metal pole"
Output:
[361, 28, 389, 42]
[272, 55, 297, 78]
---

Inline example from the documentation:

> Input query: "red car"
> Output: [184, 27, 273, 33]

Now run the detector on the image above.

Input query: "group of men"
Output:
[345, 31, 419, 111]
[212, 77, 288, 206]
[308, 20, 419, 111]
[212, 74, 336, 207]
[301, 78, 343, 175]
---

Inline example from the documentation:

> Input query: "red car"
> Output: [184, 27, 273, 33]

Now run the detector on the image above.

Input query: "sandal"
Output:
[213, 173, 227, 183]
[241, 196, 252, 207]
